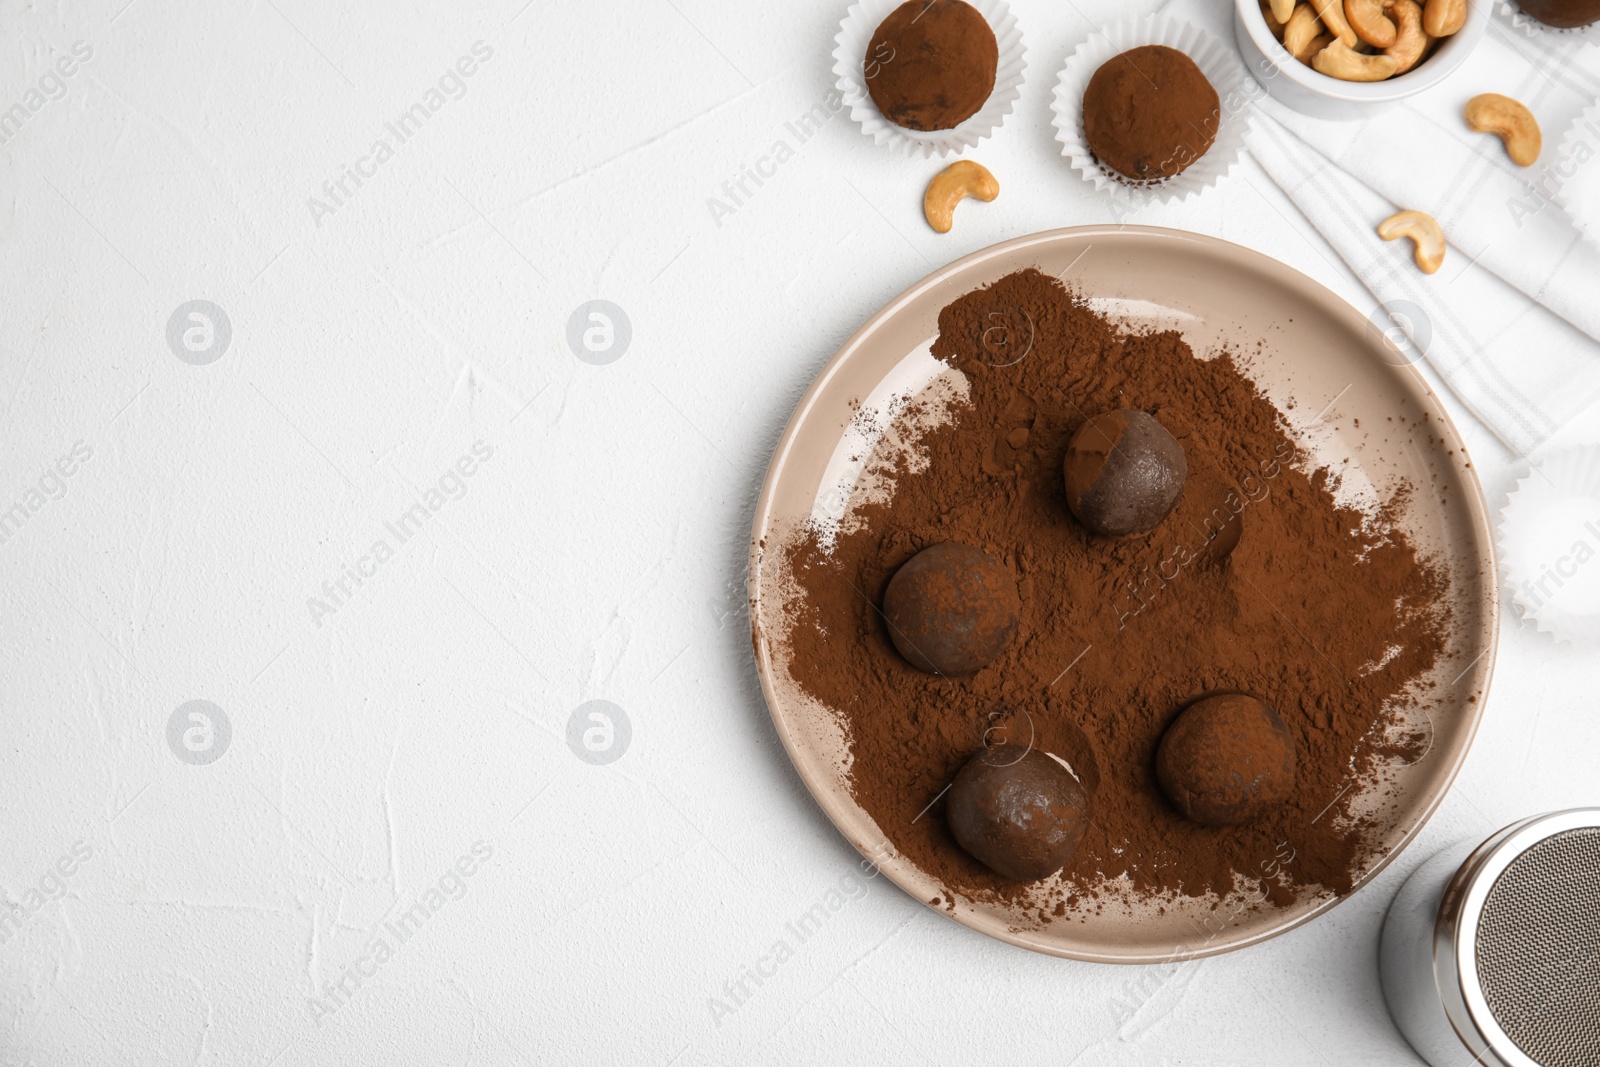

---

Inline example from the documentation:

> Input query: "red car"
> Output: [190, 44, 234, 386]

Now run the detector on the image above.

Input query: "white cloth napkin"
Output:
[1155, 0, 1600, 453]
[1250, 117, 1600, 450]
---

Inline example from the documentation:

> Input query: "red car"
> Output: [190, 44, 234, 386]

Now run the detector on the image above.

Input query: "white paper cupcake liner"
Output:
[1498, 445, 1600, 647]
[1494, 0, 1600, 43]
[1051, 15, 1251, 207]
[1553, 99, 1600, 244]
[833, 0, 1027, 159]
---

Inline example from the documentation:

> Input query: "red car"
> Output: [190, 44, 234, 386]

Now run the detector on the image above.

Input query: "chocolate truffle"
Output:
[947, 746, 1090, 881]
[1064, 409, 1188, 537]
[1516, 0, 1600, 26]
[866, 0, 999, 132]
[1082, 45, 1220, 183]
[882, 542, 1021, 675]
[1157, 693, 1297, 826]
[1185, 465, 1245, 564]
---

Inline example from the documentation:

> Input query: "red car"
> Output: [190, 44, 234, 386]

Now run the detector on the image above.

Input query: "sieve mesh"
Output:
[1474, 827, 1600, 1067]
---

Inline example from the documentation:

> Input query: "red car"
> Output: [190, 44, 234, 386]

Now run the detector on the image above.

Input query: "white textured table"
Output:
[2, 1, 1595, 1063]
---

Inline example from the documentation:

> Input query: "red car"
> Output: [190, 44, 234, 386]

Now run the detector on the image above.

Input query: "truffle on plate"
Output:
[882, 542, 1021, 675]
[947, 746, 1090, 881]
[1157, 693, 1297, 826]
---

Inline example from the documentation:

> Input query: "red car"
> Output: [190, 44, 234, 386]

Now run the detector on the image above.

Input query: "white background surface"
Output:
[2, 0, 1597, 1064]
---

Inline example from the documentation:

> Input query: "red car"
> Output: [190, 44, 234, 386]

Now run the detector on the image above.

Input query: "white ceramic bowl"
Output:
[1234, 0, 1490, 119]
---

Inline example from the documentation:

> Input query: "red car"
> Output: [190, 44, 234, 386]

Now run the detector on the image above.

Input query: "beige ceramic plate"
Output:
[748, 226, 1498, 962]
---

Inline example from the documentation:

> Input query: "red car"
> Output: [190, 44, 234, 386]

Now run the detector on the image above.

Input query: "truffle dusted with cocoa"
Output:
[1064, 409, 1188, 537]
[1157, 693, 1298, 826]
[946, 746, 1090, 881]
[866, 0, 999, 131]
[882, 542, 1021, 675]
[1082, 44, 1220, 182]
[1514, 0, 1600, 26]
[1185, 464, 1246, 564]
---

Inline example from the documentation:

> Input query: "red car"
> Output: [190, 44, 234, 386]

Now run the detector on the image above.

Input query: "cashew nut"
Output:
[1284, 5, 1325, 60]
[1311, 0, 1360, 47]
[1267, 0, 1292, 35]
[1378, 210, 1446, 274]
[923, 160, 999, 234]
[1345, 0, 1399, 46]
[1263, 0, 1288, 36]
[1270, 0, 1297, 23]
[1423, 0, 1466, 36]
[1465, 93, 1541, 167]
[1385, 0, 1427, 73]
[1312, 39, 1401, 80]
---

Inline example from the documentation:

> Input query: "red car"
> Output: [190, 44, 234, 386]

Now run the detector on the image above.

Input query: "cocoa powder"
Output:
[779, 268, 1450, 912]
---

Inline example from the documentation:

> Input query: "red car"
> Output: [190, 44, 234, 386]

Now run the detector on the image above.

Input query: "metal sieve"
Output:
[1380, 809, 1600, 1067]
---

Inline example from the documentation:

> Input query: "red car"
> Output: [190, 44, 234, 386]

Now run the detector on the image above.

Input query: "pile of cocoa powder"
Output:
[779, 268, 1452, 914]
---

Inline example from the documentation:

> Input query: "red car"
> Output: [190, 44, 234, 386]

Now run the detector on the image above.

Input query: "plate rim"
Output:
[747, 224, 1500, 963]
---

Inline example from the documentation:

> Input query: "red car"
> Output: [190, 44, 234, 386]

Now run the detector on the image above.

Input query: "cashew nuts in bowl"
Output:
[1346, 0, 1398, 47]
[1312, 0, 1360, 47]
[1255, 0, 1474, 83]
[1313, 39, 1400, 80]
[1422, 0, 1467, 37]
[1284, 5, 1325, 60]
[1386, 0, 1428, 74]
